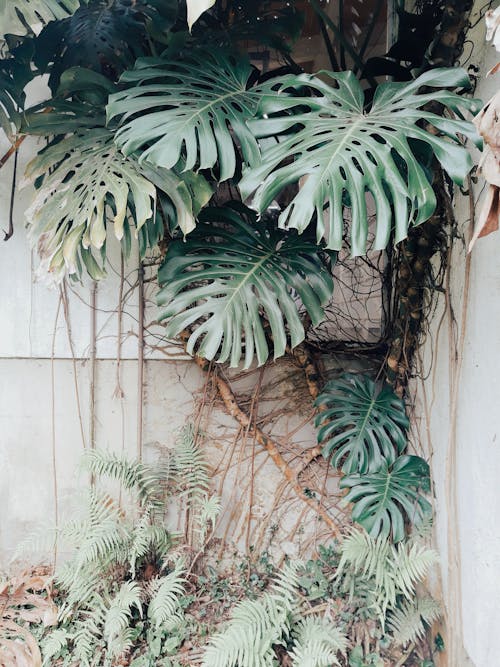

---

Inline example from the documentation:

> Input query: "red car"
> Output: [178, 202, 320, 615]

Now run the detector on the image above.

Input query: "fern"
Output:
[173, 423, 210, 504]
[42, 628, 71, 664]
[336, 529, 439, 620]
[104, 581, 142, 655]
[196, 494, 222, 542]
[147, 559, 186, 629]
[202, 563, 300, 667]
[387, 597, 441, 645]
[129, 506, 172, 577]
[289, 616, 348, 667]
[82, 448, 161, 506]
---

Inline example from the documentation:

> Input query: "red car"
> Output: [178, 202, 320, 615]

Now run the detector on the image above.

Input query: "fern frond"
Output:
[72, 595, 107, 666]
[147, 559, 186, 629]
[173, 424, 210, 504]
[393, 542, 439, 601]
[388, 597, 441, 645]
[202, 562, 300, 667]
[336, 529, 438, 621]
[290, 616, 348, 667]
[129, 506, 172, 576]
[196, 494, 222, 542]
[82, 449, 160, 505]
[104, 581, 142, 655]
[42, 628, 71, 665]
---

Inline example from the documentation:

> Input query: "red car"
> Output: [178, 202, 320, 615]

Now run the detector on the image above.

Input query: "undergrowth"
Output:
[3, 424, 442, 667]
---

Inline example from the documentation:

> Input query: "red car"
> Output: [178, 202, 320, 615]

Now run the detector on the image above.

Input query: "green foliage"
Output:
[341, 455, 432, 542]
[336, 529, 439, 620]
[387, 596, 441, 645]
[157, 203, 334, 368]
[0, 0, 79, 36]
[289, 617, 348, 667]
[108, 49, 261, 181]
[41, 431, 217, 666]
[315, 374, 409, 474]
[34, 0, 178, 90]
[202, 563, 340, 667]
[25, 126, 210, 279]
[240, 67, 481, 255]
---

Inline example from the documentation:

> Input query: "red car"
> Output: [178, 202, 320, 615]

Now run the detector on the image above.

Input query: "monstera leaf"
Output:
[315, 374, 409, 474]
[157, 203, 334, 368]
[240, 67, 481, 255]
[34, 0, 178, 90]
[0, 0, 79, 35]
[340, 455, 432, 542]
[107, 50, 261, 180]
[24, 127, 209, 280]
[0, 58, 32, 139]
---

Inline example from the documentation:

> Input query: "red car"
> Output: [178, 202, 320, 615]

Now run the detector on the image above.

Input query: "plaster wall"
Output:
[410, 5, 500, 665]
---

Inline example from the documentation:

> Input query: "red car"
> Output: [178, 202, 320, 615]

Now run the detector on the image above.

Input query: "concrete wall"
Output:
[410, 6, 500, 665]
[0, 94, 348, 564]
[1, 5, 499, 664]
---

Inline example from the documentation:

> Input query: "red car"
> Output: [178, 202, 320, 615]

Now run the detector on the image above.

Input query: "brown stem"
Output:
[193, 355, 341, 537]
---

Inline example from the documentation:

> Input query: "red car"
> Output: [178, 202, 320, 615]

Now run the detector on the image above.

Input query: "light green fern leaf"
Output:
[388, 597, 441, 645]
[82, 449, 160, 506]
[290, 616, 348, 667]
[202, 563, 300, 667]
[42, 628, 71, 665]
[104, 581, 142, 653]
[174, 424, 210, 504]
[148, 560, 186, 629]
[196, 494, 222, 542]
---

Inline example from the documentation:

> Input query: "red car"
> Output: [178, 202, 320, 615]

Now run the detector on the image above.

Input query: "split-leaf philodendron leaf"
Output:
[157, 203, 335, 369]
[315, 374, 409, 474]
[107, 50, 261, 181]
[24, 127, 209, 280]
[0, 0, 79, 36]
[240, 67, 481, 255]
[340, 455, 432, 542]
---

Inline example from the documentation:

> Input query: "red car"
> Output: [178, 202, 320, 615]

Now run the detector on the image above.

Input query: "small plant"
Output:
[41, 425, 221, 666]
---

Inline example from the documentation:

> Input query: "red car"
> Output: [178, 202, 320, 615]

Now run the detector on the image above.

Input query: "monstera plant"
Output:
[0, 0, 480, 369]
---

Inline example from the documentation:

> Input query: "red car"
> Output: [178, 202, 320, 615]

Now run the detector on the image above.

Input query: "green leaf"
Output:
[0, 0, 79, 36]
[315, 374, 409, 474]
[34, 0, 178, 90]
[340, 455, 432, 542]
[157, 203, 334, 369]
[24, 126, 205, 279]
[107, 49, 261, 180]
[240, 67, 481, 256]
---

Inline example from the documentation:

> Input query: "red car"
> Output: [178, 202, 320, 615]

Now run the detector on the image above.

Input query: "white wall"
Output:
[411, 5, 500, 665]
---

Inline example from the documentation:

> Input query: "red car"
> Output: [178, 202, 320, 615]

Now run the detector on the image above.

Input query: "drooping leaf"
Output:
[340, 455, 432, 542]
[186, 0, 215, 30]
[0, 62, 27, 139]
[24, 127, 206, 280]
[0, 0, 79, 36]
[107, 49, 261, 181]
[240, 67, 481, 256]
[157, 203, 334, 369]
[34, 0, 178, 90]
[315, 374, 409, 474]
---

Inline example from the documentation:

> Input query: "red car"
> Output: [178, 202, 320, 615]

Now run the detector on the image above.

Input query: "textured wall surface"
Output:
[410, 6, 500, 665]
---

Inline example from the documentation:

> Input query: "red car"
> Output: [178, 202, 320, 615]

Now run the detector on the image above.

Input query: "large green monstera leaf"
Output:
[315, 374, 409, 475]
[340, 455, 432, 542]
[0, 0, 79, 35]
[107, 50, 261, 180]
[34, 0, 178, 90]
[240, 67, 481, 255]
[24, 127, 209, 279]
[157, 204, 334, 368]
